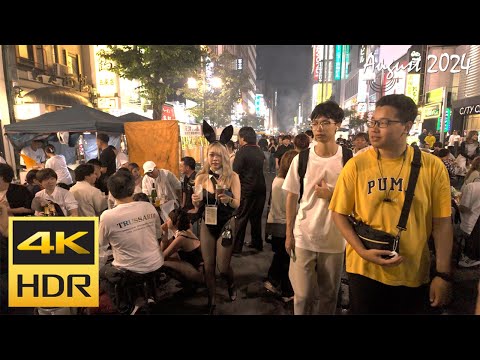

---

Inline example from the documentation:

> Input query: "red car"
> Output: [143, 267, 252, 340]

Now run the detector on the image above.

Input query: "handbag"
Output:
[265, 222, 286, 243]
[349, 146, 422, 255]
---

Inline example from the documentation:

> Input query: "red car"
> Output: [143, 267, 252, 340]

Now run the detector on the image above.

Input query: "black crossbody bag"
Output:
[348, 146, 421, 255]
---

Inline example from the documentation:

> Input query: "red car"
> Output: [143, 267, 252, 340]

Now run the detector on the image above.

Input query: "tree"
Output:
[238, 114, 265, 129]
[98, 45, 206, 119]
[181, 51, 252, 128]
[344, 109, 367, 133]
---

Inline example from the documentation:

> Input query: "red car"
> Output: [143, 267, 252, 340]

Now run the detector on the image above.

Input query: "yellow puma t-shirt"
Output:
[329, 146, 451, 287]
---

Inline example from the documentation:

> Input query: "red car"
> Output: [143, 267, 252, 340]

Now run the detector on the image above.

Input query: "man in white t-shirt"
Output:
[70, 164, 107, 217]
[20, 140, 45, 167]
[34, 168, 78, 216]
[99, 170, 163, 314]
[283, 101, 347, 315]
[458, 180, 480, 267]
[142, 160, 181, 205]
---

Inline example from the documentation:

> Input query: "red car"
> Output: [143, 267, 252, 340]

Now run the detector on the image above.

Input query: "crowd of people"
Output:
[0, 94, 479, 315]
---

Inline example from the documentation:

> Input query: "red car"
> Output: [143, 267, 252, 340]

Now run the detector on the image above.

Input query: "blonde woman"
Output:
[459, 130, 480, 166]
[192, 142, 241, 314]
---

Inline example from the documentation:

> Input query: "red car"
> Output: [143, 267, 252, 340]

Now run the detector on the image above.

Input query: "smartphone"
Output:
[290, 246, 296, 262]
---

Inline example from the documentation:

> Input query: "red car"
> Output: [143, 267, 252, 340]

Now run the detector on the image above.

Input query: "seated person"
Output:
[20, 140, 45, 169]
[33, 168, 78, 216]
[161, 208, 204, 293]
[0, 163, 34, 216]
[24, 169, 42, 196]
[133, 192, 150, 203]
[99, 171, 163, 314]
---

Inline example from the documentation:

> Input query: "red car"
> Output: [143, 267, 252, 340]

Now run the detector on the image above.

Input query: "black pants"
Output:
[348, 273, 430, 314]
[233, 193, 266, 252]
[268, 236, 293, 296]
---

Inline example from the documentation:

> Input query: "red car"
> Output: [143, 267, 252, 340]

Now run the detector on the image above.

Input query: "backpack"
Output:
[298, 145, 353, 203]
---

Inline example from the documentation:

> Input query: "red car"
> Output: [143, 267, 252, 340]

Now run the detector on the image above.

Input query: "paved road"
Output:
[150, 171, 480, 316]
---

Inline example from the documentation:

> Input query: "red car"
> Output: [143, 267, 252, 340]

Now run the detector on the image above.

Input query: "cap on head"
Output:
[143, 160, 157, 174]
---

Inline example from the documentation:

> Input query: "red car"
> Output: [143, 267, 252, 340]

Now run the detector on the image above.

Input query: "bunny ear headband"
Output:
[202, 120, 233, 145]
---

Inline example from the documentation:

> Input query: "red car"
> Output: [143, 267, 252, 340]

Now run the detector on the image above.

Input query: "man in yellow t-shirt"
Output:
[424, 131, 436, 149]
[329, 94, 453, 314]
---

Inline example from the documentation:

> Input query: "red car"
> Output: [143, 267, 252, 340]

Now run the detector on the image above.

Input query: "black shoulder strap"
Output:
[397, 146, 421, 231]
[297, 149, 309, 204]
[342, 146, 353, 166]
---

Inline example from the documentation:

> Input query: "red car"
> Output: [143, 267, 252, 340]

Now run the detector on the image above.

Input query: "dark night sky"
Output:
[257, 45, 311, 131]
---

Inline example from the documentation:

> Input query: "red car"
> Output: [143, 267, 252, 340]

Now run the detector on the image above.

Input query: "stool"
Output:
[114, 269, 161, 314]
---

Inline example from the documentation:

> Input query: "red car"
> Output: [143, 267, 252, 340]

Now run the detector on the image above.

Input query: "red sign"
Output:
[313, 46, 320, 81]
[162, 105, 176, 120]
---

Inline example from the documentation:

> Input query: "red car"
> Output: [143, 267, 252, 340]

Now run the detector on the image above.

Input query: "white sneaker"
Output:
[458, 255, 480, 268]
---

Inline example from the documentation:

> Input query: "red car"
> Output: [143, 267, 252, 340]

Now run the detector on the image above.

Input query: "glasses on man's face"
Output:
[366, 118, 403, 128]
[311, 120, 336, 128]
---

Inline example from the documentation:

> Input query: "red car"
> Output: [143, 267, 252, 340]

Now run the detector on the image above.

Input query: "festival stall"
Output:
[124, 120, 207, 176]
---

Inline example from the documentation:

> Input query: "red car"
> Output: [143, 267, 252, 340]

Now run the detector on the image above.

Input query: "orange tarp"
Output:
[125, 120, 179, 176]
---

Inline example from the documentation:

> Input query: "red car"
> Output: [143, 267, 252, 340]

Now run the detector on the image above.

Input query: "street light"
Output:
[187, 75, 222, 122]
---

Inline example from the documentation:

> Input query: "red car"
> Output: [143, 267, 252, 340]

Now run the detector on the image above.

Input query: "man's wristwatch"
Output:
[432, 271, 453, 283]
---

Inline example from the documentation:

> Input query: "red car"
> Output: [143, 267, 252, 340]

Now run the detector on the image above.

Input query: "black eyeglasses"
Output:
[366, 119, 403, 128]
[311, 120, 336, 128]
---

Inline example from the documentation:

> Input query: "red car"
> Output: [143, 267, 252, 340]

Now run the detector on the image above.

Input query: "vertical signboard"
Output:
[334, 45, 343, 80]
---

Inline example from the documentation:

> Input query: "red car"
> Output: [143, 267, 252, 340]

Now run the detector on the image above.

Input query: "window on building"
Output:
[16, 45, 45, 70]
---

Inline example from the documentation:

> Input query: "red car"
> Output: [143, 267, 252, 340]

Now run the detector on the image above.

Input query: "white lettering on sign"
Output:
[363, 53, 421, 81]
[459, 104, 480, 115]
[426, 53, 471, 75]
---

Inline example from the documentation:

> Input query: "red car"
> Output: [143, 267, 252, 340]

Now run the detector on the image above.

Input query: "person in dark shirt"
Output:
[24, 169, 42, 196]
[96, 133, 116, 195]
[418, 129, 427, 146]
[180, 156, 197, 211]
[0, 163, 34, 216]
[232, 127, 267, 252]
[87, 158, 108, 194]
[274, 135, 294, 170]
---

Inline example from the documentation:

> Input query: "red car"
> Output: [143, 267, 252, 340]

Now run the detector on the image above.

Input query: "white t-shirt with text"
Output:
[99, 201, 163, 273]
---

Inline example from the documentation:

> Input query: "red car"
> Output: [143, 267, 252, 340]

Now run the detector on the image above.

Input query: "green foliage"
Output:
[98, 45, 206, 119]
[344, 108, 367, 132]
[238, 114, 265, 129]
[181, 51, 252, 128]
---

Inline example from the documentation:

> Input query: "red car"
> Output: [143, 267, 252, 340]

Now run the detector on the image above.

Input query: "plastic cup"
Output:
[194, 185, 203, 201]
